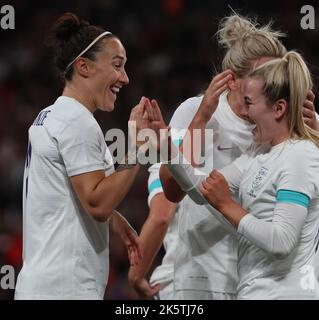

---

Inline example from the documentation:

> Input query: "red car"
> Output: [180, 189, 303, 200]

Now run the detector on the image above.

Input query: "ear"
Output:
[228, 73, 240, 91]
[73, 58, 90, 78]
[273, 99, 288, 120]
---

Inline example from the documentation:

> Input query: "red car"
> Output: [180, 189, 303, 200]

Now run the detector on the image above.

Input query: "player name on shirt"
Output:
[32, 110, 51, 126]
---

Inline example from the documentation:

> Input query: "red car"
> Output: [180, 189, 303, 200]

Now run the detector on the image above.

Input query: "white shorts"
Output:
[174, 290, 236, 300]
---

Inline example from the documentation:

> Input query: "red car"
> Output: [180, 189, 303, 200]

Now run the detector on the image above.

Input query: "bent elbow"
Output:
[151, 212, 172, 229]
[271, 249, 291, 260]
[269, 243, 296, 260]
[87, 206, 112, 223]
[163, 188, 184, 203]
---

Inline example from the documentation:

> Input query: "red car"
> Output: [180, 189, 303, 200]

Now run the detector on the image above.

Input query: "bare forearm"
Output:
[218, 199, 247, 229]
[129, 215, 169, 283]
[181, 115, 208, 167]
[159, 164, 185, 202]
[91, 165, 140, 215]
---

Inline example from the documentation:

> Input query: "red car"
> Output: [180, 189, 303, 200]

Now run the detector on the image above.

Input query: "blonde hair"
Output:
[217, 14, 287, 78]
[250, 51, 319, 148]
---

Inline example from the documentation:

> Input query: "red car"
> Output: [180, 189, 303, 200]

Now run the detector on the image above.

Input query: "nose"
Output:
[240, 103, 249, 118]
[120, 69, 129, 85]
[239, 103, 254, 122]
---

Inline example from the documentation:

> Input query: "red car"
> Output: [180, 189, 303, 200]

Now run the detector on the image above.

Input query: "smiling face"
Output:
[242, 77, 279, 144]
[87, 37, 129, 112]
[228, 57, 277, 123]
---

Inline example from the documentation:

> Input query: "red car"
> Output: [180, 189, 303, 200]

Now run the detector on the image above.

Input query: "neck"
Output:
[62, 81, 96, 113]
[270, 123, 290, 146]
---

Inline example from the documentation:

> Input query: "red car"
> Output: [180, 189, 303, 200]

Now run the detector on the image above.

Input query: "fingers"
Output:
[209, 169, 224, 179]
[127, 229, 143, 260]
[129, 96, 146, 121]
[303, 107, 315, 119]
[211, 69, 234, 84]
[307, 90, 315, 103]
[303, 98, 315, 112]
[199, 184, 208, 196]
[201, 179, 211, 191]
[151, 99, 164, 122]
[127, 245, 135, 266]
[133, 279, 160, 299]
[144, 97, 155, 121]
[202, 70, 233, 109]
[207, 74, 232, 98]
[213, 73, 233, 89]
[150, 99, 167, 131]
[149, 283, 161, 297]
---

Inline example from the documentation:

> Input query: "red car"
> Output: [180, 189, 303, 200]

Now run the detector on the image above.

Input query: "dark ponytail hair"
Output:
[47, 12, 115, 81]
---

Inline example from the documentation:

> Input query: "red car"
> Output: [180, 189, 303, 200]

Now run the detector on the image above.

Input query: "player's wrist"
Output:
[128, 269, 143, 286]
[219, 199, 247, 229]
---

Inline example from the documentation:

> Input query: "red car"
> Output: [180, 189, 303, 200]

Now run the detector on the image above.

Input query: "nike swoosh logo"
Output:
[217, 145, 234, 151]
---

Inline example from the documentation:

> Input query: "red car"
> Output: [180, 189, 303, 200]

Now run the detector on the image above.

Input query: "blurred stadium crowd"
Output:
[0, 0, 318, 299]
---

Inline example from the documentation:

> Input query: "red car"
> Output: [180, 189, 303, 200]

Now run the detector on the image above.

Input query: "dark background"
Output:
[0, 0, 318, 299]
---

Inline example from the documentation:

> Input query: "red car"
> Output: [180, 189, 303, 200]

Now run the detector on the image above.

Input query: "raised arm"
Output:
[71, 166, 140, 222]
[159, 70, 233, 202]
[70, 97, 151, 222]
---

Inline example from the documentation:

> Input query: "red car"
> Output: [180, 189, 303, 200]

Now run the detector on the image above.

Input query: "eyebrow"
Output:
[112, 55, 127, 62]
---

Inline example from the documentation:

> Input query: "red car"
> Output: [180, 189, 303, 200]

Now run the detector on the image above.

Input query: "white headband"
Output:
[65, 31, 112, 72]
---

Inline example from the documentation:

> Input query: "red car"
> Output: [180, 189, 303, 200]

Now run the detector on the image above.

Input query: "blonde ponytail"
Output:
[250, 51, 319, 148]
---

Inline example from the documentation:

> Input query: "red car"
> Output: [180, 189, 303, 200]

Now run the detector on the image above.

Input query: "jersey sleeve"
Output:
[276, 143, 319, 204]
[238, 142, 319, 259]
[238, 202, 307, 259]
[147, 163, 163, 207]
[169, 97, 202, 129]
[57, 116, 106, 177]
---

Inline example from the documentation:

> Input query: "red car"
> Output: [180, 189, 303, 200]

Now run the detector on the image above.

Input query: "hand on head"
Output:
[302, 90, 318, 130]
[198, 69, 234, 122]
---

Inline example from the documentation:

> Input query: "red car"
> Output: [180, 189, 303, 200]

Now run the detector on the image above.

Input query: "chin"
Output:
[99, 104, 115, 112]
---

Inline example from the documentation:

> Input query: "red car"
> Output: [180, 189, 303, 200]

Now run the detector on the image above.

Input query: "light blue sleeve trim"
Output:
[148, 178, 163, 194]
[276, 189, 310, 208]
[172, 138, 182, 147]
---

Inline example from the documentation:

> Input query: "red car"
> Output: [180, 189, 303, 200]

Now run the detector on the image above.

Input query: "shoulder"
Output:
[287, 139, 319, 164]
[179, 96, 203, 108]
[173, 95, 203, 115]
[170, 95, 203, 126]
[276, 140, 319, 198]
[47, 97, 99, 136]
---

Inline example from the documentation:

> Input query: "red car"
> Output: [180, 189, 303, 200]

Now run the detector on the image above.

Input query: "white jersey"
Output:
[233, 140, 319, 299]
[171, 92, 255, 294]
[15, 96, 114, 300]
[147, 163, 179, 299]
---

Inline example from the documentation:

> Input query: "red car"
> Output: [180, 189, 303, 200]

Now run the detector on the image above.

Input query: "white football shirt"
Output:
[233, 140, 319, 299]
[15, 96, 114, 300]
[171, 92, 255, 294]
